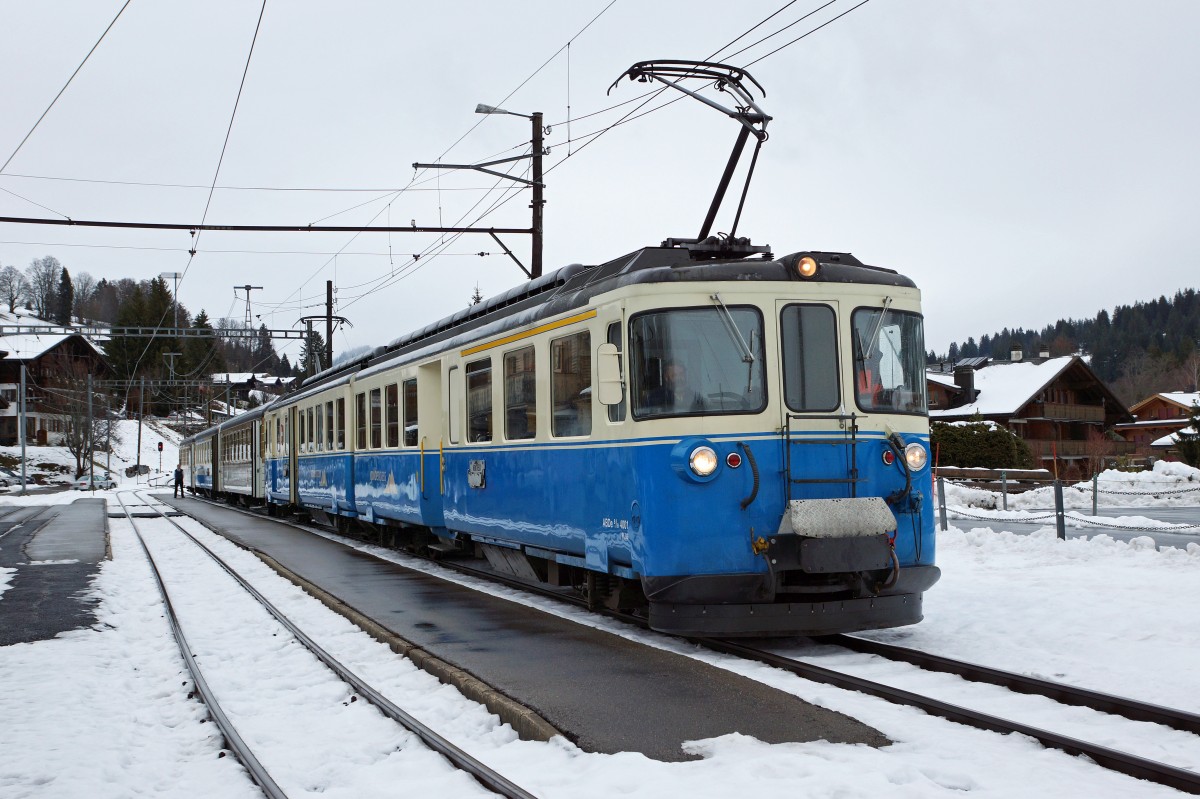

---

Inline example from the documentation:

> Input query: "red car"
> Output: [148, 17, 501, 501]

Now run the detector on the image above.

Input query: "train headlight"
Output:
[689, 446, 719, 477]
[796, 256, 819, 278]
[905, 442, 928, 471]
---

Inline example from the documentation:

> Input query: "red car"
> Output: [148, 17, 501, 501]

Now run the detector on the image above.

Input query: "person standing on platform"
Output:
[173, 464, 184, 498]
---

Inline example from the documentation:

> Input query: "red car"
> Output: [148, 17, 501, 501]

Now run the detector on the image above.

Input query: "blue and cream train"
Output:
[180, 241, 939, 636]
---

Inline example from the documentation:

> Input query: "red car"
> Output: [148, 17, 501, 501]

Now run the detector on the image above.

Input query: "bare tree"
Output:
[0, 264, 27, 313]
[41, 350, 110, 477]
[25, 256, 62, 319]
[72, 271, 97, 320]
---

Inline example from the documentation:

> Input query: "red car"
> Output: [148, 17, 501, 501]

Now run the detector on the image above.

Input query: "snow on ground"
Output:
[1, 489, 1198, 796]
[0, 418, 180, 493]
[943, 461, 1200, 528]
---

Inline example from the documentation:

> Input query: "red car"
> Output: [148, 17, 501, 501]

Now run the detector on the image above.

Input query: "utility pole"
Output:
[531, 111, 544, 280]
[235, 284, 263, 328]
[136, 377, 144, 474]
[326, 280, 333, 372]
[87, 373, 93, 486]
[19, 364, 26, 495]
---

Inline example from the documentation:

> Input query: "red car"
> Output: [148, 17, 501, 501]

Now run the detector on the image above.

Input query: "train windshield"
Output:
[629, 306, 766, 418]
[852, 307, 927, 415]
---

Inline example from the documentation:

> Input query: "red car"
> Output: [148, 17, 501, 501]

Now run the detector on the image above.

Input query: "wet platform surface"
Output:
[163, 495, 888, 761]
[0, 500, 107, 646]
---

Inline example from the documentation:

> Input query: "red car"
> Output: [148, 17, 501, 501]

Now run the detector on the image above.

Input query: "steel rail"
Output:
[141, 492, 539, 799]
[114, 493, 288, 799]
[172, 495, 1200, 793]
[831, 634, 1200, 735]
[702, 638, 1200, 795]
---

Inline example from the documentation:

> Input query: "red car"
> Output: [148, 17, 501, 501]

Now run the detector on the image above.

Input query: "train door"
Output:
[288, 406, 298, 506]
[418, 360, 446, 532]
[775, 299, 854, 500]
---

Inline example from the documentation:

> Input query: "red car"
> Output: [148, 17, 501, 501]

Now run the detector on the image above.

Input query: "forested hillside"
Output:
[932, 289, 1200, 405]
[0, 255, 323, 383]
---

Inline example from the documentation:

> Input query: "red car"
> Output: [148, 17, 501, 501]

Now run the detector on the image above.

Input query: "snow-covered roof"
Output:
[1152, 426, 1197, 447]
[0, 310, 107, 361]
[930, 356, 1076, 418]
[1143, 391, 1200, 411]
[926, 372, 959, 389]
[210, 372, 293, 385]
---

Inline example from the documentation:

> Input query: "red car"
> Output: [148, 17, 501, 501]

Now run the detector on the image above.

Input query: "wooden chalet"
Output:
[927, 351, 1134, 475]
[0, 328, 112, 446]
[1115, 391, 1200, 461]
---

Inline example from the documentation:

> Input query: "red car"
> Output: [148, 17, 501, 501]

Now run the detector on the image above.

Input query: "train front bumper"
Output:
[643, 497, 941, 637]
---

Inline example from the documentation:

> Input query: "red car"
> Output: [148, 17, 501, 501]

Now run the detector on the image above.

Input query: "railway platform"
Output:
[0, 499, 108, 646]
[162, 494, 889, 762]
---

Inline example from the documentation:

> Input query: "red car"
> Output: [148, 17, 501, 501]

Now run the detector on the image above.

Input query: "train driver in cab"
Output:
[646, 360, 705, 414]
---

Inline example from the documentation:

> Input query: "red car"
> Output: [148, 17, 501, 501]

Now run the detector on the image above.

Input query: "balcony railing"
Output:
[1029, 402, 1106, 422]
[1024, 438, 1137, 458]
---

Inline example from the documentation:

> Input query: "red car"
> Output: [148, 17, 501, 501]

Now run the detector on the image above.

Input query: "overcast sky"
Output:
[1, 1, 1197, 363]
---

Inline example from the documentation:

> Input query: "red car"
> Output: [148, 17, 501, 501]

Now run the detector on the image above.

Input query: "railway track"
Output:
[114, 491, 538, 799]
[176, 494, 1200, 794]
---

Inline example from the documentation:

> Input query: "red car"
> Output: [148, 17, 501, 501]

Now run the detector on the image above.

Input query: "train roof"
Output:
[288, 243, 918, 399]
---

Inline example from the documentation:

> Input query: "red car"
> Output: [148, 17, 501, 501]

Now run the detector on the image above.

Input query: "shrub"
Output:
[931, 417, 1034, 469]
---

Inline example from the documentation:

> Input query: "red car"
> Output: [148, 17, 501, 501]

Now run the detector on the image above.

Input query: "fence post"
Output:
[1000, 470, 1008, 511]
[937, 476, 948, 532]
[1054, 480, 1066, 540]
[1092, 472, 1098, 517]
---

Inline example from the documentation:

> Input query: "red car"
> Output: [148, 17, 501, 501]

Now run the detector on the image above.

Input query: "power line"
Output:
[0, 1, 133, 176]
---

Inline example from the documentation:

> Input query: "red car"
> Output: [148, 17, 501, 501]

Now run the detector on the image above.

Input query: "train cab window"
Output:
[370, 388, 383, 449]
[386, 384, 399, 448]
[355, 393, 366, 449]
[504, 346, 536, 440]
[403, 379, 418, 447]
[780, 304, 839, 412]
[336, 397, 345, 450]
[630, 307, 765, 419]
[852, 307, 928, 415]
[606, 322, 626, 423]
[466, 359, 492, 442]
[325, 401, 334, 451]
[551, 331, 591, 437]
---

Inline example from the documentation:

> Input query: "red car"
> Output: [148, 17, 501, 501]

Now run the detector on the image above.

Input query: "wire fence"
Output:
[935, 474, 1200, 536]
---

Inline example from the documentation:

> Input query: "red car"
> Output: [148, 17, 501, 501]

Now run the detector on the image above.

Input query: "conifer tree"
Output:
[1176, 403, 1200, 468]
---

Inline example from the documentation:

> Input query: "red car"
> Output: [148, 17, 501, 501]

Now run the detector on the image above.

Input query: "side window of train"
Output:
[370, 388, 383, 449]
[325, 401, 334, 451]
[336, 397, 345, 450]
[386, 384, 400, 448]
[504, 346, 536, 440]
[315, 405, 324, 452]
[551, 331, 591, 437]
[606, 322, 625, 422]
[465, 358, 492, 442]
[356, 392, 367, 450]
[403, 379, 418, 447]
[307, 407, 315, 453]
[298, 411, 306, 454]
